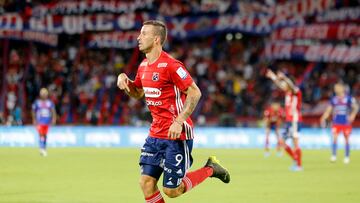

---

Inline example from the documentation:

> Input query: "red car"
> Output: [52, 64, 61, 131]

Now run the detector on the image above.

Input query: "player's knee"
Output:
[139, 176, 156, 192]
[163, 187, 181, 198]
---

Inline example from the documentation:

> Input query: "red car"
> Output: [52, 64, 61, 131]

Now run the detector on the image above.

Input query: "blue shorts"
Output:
[282, 122, 302, 139]
[139, 137, 193, 188]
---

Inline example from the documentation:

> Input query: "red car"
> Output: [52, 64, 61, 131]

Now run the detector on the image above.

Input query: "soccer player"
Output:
[117, 20, 230, 202]
[320, 82, 359, 164]
[32, 88, 56, 156]
[266, 69, 303, 171]
[263, 101, 284, 157]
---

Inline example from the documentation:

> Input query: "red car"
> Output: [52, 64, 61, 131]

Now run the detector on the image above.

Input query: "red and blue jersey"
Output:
[32, 99, 55, 125]
[330, 95, 356, 125]
[133, 51, 194, 140]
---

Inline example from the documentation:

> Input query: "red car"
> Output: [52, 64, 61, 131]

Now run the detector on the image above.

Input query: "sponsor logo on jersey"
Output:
[164, 166, 172, 174]
[141, 152, 154, 157]
[176, 169, 183, 175]
[143, 87, 162, 98]
[176, 67, 188, 79]
[152, 72, 159, 81]
[157, 63, 168, 68]
[140, 61, 148, 67]
[146, 100, 162, 106]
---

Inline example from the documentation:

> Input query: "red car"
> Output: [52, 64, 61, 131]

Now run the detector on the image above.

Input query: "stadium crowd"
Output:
[1, 34, 359, 127]
[0, 0, 359, 127]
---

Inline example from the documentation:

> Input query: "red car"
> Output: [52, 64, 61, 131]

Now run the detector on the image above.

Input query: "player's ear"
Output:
[154, 35, 161, 45]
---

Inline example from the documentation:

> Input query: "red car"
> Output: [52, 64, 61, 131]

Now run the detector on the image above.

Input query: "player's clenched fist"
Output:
[117, 73, 130, 92]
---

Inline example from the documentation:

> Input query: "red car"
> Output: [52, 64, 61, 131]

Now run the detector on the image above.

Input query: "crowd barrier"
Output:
[0, 126, 359, 149]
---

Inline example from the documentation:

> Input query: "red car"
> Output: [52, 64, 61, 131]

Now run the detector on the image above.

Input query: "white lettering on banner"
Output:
[170, 18, 187, 37]
[273, 42, 291, 59]
[301, 135, 330, 147]
[116, 13, 135, 30]
[194, 134, 208, 145]
[129, 133, 147, 145]
[256, 135, 277, 145]
[63, 16, 83, 34]
[316, 7, 360, 22]
[343, 47, 360, 63]
[85, 133, 120, 146]
[0, 14, 23, 30]
[95, 14, 113, 31]
[143, 87, 162, 98]
[32, 0, 154, 15]
[266, 43, 360, 63]
[85, 132, 121, 146]
[46, 15, 63, 33]
[48, 132, 77, 145]
[215, 134, 249, 145]
[0, 132, 35, 146]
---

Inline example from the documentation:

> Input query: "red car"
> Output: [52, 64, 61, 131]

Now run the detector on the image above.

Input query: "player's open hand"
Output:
[348, 115, 355, 123]
[117, 73, 130, 92]
[168, 121, 183, 139]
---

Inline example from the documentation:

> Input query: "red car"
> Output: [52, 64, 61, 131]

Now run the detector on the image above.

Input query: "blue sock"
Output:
[43, 135, 47, 149]
[345, 143, 350, 157]
[39, 136, 46, 149]
[332, 142, 337, 156]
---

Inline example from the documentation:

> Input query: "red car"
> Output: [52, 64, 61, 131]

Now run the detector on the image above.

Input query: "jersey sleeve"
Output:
[168, 62, 194, 91]
[132, 68, 143, 88]
[329, 97, 335, 106]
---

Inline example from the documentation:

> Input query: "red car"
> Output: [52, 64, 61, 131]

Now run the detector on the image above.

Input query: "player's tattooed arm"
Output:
[168, 82, 201, 139]
[176, 82, 202, 123]
[117, 73, 144, 99]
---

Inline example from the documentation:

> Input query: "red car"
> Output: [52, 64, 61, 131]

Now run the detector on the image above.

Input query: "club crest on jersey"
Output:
[152, 72, 160, 81]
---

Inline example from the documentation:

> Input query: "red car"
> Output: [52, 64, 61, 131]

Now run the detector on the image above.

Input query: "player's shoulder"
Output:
[160, 51, 184, 68]
[138, 59, 148, 69]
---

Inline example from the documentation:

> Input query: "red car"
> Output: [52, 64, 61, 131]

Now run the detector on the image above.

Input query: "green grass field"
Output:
[0, 148, 359, 203]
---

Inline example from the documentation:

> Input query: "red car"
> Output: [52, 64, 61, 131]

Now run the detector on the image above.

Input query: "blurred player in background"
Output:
[117, 20, 230, 203]
[32, 88, 56, 156]
[266, 69, 303, 171]
[263, 101, 284, 157]
[320, 82, 359, 164]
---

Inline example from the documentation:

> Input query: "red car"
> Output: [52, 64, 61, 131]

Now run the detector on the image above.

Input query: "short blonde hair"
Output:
[143, 20, 167, 45]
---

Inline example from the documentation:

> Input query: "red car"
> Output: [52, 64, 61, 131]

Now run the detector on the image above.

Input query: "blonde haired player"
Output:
[320, 82, 359, 164]
[117, 20, 230, 203]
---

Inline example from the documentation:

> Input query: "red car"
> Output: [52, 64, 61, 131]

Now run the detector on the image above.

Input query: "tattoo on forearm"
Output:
[181, 94, 199, 120]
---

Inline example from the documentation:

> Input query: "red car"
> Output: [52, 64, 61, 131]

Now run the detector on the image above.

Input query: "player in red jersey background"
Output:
[266, 69, 303, 171]
[263, 101, 284, 157]
[117, 20, 230, 203]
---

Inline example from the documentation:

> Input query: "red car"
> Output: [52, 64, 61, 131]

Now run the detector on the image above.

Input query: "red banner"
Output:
[271, 24, 360, 40]
[265, 42, 360, 63]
